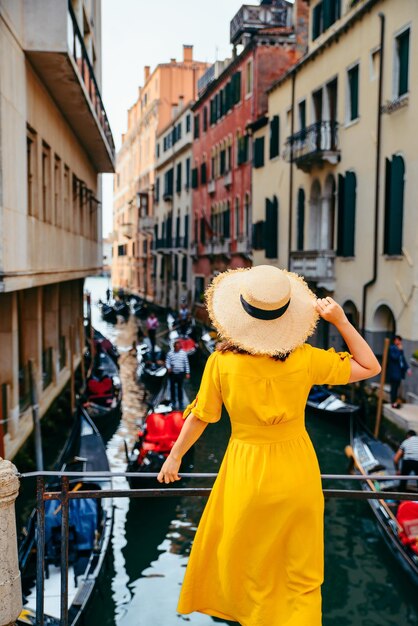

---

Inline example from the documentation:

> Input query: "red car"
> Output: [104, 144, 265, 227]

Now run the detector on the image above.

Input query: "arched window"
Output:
[309, 180, 321, 249]
[372, 304, 396, 358]
[297, 188, 305, 251]
[337, 171, 356, 257]
[384, 155, 405, 256]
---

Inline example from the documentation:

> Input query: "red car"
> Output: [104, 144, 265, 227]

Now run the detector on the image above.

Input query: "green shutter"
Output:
[265, 196, 278, 259]
[386, 155, 405, 255]
[323, 0, 331, 30]
[312, 3, 322, 40]
[223, 207, 230, 238]
[184, 215, 189, 248]
[269, 116, 280, 159]
[398, 29, 410, 96]
[337, 174, 345, 256]
[343, 172, 356, 257]
[253, 137, 265, 169]
[234, 72, 241, 104]
[297, 188, 305, 251]
[181, 256, 187, 283]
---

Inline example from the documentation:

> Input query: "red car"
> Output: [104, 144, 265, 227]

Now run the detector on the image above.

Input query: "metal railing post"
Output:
[0, 458, 22, 626]
[60, 476, 70, 626]
[35, 477, 45, 626]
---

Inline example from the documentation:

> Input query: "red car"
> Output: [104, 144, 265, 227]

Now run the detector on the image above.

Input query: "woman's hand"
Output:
[157, 454, 182, 484]
[314, 297, 347, 327]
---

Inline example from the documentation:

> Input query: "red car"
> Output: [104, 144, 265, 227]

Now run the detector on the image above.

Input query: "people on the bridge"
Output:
[178, 301, 190, 336]
[387, 335, 410, 408]
[146, 312, 159, 355]
[157, 265, 381, 626]
[165, 340, 190, 410]
[394, 429, 418, 491]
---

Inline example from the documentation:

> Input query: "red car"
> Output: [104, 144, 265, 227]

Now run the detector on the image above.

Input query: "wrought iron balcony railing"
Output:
[284, 121, 340, 172]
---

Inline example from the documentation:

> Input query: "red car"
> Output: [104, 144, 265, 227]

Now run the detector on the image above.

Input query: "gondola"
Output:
[200, 328, 218, 356]
[84, 322, 120, 367]
[113, 300, 130, 321]
[307, 385, 359, 418]
[347, 420, 418, 586]
[136, 339, 167, 390]
[168, 327, 198, 358]
[126, 381, 193, 489]
[18, 408, 113, 626]
[99, 302, 117, 325]
[83, 351, 122, 423]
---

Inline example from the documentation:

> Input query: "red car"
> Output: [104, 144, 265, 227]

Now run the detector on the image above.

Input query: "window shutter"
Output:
[223, 207, 230, 238]
[184, 215, 189, 249]
[191, 167, 198, 189]
[181, 255, 187, 283]
[348, 65, 359, 120]
[201, 162, 207, 185]
[297, 188, 305, 251]
[203, 107, 208, 131]
[384, 155, 405, 255]
[343, 172, 356, 257]
[312, 3, 322, 40]
[269, 115, 280, 159]
[398, 29, 410, 96]
[323, 0, 331, 30]
[176, 163, 182, 193]
[194, 115, 200, 139]
[265, 196, 278, 259]
[252, 221, 265, 250]
[253, 137, 265, 169]
[336, 174, 345, 256]
[200, 217, 206, 244]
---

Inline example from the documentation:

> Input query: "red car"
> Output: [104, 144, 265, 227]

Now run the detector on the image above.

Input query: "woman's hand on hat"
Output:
[314, 297, 347, 326]
[157, 453, 182, 484]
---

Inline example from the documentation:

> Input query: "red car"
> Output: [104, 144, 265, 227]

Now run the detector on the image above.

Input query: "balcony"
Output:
[284, 121, 340, 172]
[289, 250, 336, 290]
[23, 0, 115, 172]
[120, 223, 134, 239]
[207, 180, 216, 195]
[210, 238, 231, 257]
[139, 216, 156, 231]
[230, 2, 291, 45]
[223, 171, 232, 188]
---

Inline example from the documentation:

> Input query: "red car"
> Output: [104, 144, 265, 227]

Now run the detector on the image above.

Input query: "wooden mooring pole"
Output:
[69, 325, 75, 415]
[374, 337, 390, 438]
[29, 359, 44, 472]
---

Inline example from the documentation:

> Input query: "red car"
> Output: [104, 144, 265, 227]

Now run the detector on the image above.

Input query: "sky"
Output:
[100, 0, 245, 236]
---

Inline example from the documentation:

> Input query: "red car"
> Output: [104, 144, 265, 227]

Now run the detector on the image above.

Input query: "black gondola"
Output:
[18, 408, 113, 626]
[126, 382, 193, 489]
[136, 340, 167, 390]
[113, 300, 130, 321]
[307, 385, 359, 418]
[83, 351, 122, 423]
[84, 322, 120, 367]
[348, 420, 418, 586]
[99, 302, 117, 324]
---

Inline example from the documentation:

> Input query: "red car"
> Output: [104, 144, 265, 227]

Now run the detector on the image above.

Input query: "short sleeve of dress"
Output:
[182, 352, 222, 423]
[307, 344, 352, 386]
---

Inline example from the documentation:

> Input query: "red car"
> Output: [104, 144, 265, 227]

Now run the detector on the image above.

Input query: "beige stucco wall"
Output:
[253, 0, 418, 347]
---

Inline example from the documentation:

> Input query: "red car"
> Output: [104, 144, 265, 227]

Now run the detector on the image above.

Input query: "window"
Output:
[269, 115, 280, 159]
[337, 171, 357, 257]
[347, 64, 359, 122]
[220, 149, 226, 176]
[186, 114, 191, 133]
[184, 214, 189, 248]
[186, 158, 191, 189]
[181, 256, 187, 283]
[232, 71, 241, 105]
[63, 165, 70, 230]
[265, 196, 278, 259]
[383, 155, 405, 255]
[395, 28, 410, 97]
[312, 2, 323, 40]
[176, 163, 182, 193]
[201, 162, 207, 185]
[54, 155, 62, 226]
[27, 127, 38, 217]
[312, 0, 340, 40]
[297, 188, 305, 251]
[246, 60, 253, 95]
[41, 142, 51, 222]
[191, 167, 199, 189]
[194, 114, 200, 139]
[223, 202, 231, 238]
[155, 177, 160, 203]
[253, 137, 265, 169]
[199, 217, 206, 244]
[156, 143, 160, 158]
[237, 135, 249, 165]
[163, 168, 174, 199]
[235, 197, 240, 238]
[252, 221, 265, 250]
[298, 100, 306, 132]
[203, 106, 208, 132]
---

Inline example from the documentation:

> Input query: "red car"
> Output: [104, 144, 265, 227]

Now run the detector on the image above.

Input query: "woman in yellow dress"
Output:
[158, 265, 380, 626]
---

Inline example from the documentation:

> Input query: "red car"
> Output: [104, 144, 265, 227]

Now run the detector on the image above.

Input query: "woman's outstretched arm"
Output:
[315, 297, 381, 383]
[157, 413, 208, 484]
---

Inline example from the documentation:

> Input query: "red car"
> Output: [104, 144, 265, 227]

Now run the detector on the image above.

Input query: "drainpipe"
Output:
[287, 70, 296, 270]
[361, 12, 385, 335]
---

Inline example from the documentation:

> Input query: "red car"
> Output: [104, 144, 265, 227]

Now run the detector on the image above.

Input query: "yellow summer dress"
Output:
[177, 343, 352, 626]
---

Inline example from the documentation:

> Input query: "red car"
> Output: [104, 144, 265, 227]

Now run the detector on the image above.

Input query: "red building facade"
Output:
[190, 0, 308, 308]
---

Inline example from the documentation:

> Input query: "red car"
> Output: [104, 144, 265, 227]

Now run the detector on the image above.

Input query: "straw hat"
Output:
[205, 265, 319, 356]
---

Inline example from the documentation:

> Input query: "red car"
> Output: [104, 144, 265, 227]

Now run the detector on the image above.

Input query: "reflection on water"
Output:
[84, 277, 418, 626]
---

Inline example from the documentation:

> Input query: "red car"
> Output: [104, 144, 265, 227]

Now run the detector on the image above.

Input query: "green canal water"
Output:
[17, 277, 418, 625]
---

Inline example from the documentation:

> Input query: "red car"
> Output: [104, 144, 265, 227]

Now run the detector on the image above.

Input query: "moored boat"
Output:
[126, 383, 193, 488]
[347, 421, 418, 585]
[136, 340, 167, 390]
[99, 302, 117, 324]
[307, 385, 359, 418]
[168, 328, 198, 358]
[18, 408, 113, 626]
[83, 351, 122, 423]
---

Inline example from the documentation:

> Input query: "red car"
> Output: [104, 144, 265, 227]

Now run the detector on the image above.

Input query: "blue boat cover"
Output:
[45, 498, 98, 552]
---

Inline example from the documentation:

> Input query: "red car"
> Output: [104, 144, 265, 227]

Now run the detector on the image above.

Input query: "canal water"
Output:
[30, 277, 418, 624]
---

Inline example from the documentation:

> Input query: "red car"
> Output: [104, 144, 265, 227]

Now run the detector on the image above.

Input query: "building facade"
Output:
[0, 0, 114, 458]
[252, 0, 418, 390]
[112, 46, 209, 300]
[190, 0, 309, 313]
[154, 104, 194, 310]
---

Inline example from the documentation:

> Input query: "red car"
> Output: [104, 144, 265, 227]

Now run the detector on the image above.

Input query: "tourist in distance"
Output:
[393, 429, 418, 491]
[387, 335, 411, 408]
[157, 265, 381, 626]
[165, 339, 190, 410]
[145, 311, 159, 356]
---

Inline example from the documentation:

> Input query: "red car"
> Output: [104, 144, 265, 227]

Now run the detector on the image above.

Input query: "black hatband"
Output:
[240, 294, 290, 321]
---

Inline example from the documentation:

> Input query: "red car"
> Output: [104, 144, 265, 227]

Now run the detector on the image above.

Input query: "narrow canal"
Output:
[18, 276, 418, 625]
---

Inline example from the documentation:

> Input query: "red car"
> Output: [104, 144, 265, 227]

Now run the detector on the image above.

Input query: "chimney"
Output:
[144, 65, 150, 82]
[178, 95, 184, 110]
[183, 44, 193, 63]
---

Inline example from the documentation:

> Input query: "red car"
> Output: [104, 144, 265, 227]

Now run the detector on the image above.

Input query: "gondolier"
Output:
[165, 340, 190, 409]
[394, 429, 418, 490]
